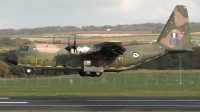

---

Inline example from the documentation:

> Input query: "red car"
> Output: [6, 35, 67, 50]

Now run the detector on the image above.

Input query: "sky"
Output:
[0, 0, 200, 29]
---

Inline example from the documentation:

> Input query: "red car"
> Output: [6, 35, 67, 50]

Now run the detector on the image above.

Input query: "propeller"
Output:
[65, 34, 77, 55]
[71, 34, 77, 53]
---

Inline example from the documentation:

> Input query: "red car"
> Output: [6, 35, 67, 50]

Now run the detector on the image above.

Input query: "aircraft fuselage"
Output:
[12, 43, 165, 72]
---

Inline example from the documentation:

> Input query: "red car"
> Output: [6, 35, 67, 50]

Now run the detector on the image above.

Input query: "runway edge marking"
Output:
[0, 98, 10, 99]
[0, 105, 199, 107]
[87, 99, 200, 102]
[0, 102, 28, 104]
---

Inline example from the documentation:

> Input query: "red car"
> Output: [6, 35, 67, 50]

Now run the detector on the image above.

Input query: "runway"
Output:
[0, 97, 200, 111]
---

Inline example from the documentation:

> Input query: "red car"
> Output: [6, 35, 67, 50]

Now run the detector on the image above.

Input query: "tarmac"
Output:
[0, 97, 200, 111]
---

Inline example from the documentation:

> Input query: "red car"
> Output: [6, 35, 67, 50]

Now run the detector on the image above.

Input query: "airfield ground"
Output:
[0, 35, 200, 98]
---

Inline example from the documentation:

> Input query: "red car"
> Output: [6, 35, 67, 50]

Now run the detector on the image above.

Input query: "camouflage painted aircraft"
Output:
[7, 5, 193, 77]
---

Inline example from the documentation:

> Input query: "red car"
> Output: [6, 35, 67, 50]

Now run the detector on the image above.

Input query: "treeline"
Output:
[137, 47, 200, 70]
[0, 37, 31, 47]
[1, 22, 200, 36]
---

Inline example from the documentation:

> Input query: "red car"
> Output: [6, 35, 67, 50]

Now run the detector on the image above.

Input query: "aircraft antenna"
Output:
[145, 16, 169, 23]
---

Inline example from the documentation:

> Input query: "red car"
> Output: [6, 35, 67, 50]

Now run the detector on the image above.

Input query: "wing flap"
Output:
[91, 41, 126, 55]
[93, 41, 123, 47]
[101, 45, 126, 55]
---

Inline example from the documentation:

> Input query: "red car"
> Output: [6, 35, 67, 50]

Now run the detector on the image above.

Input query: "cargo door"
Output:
[36, 58, 43, 66]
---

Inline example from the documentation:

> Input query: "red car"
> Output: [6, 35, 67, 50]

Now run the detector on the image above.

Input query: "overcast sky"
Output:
[0, 0, 200, 29]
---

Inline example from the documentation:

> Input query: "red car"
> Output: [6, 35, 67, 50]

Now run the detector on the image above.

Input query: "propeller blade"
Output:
[71, 34, 77, 52]
[65, 37, 71, 51]
[68, 37, 70, 47]
[74, 34, 76, 45]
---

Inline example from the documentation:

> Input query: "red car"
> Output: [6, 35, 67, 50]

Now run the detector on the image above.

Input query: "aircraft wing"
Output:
[85, 41, 126, 55]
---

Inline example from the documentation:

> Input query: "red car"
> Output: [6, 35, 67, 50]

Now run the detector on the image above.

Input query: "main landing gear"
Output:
[79, 71, 102, 77]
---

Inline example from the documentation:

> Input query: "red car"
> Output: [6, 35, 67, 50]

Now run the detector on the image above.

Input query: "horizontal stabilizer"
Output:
[166, 49, 193, 53]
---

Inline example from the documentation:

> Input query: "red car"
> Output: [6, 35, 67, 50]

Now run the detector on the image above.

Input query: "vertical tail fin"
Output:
[156, 5, 193, 52]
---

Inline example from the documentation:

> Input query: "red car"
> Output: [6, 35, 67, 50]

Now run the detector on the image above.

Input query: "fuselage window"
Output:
[22, 53, 24, 57]
[26, 46, 29, 51]
[22, 47, 24, 51]
[20, 53, 24, 57]
[22, 46, 25, 51]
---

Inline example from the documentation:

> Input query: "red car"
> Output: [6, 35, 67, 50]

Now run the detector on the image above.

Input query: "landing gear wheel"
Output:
[95, 72, 102, 77]
[90, 72, 102, 77]
[90, 72, 96, 77]
[25, 68, 32, 74]
[79, 71, 86, 77]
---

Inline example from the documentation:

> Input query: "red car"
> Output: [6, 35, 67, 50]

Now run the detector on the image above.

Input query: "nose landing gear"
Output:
[25, 68, 32, 74]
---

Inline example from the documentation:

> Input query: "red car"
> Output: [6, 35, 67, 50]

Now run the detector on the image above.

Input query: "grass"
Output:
[0, 84, 199, 97]
[192, 35, 200, 40]
[0, 70, 200, 97]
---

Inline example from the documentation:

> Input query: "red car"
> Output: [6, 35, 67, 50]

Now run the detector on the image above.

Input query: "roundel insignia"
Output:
[132, 52, 139, 58]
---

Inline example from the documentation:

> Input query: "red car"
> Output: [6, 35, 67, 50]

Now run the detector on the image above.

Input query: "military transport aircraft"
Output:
[7, 5, 193, 77]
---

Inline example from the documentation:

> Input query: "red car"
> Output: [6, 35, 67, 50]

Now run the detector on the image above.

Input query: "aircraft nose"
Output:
[7, 53, 18, 65]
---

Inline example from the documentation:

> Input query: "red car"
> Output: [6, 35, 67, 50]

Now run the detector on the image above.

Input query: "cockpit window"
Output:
[15, 46, 29, 54]
[21, 46, 29, 51]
